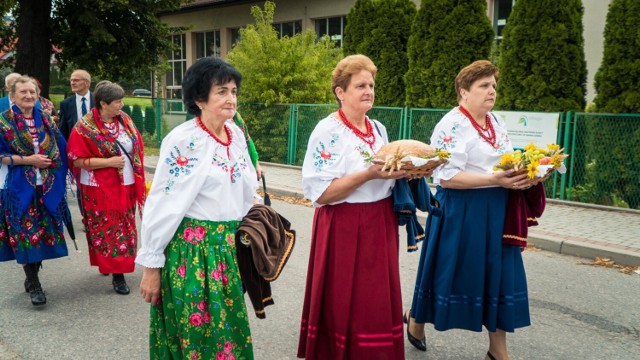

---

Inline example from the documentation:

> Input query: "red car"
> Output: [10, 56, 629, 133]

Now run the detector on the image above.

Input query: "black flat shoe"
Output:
[404, 310, 427, 351]
[30, 288, 46, 306]
[487, 351, 497, 360]
[112, 275, 130, 295]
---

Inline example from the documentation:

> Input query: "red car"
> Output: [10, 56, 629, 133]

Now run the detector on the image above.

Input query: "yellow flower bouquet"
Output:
[494, 143, 569, 183]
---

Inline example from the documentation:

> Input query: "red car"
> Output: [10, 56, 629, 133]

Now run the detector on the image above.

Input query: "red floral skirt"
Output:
[81, 184, 137, 274]
[297, 197, 404, 360]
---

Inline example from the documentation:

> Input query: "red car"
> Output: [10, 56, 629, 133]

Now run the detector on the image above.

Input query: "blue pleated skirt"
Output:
[411, 186, 530, 333]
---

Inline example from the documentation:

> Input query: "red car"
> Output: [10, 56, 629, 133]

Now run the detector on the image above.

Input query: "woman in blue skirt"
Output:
[405, 60, 534, 360]
[0, 76, 69, 306]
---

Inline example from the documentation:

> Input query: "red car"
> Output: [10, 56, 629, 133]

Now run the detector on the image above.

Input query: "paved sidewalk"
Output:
[144, 157, 640, 266]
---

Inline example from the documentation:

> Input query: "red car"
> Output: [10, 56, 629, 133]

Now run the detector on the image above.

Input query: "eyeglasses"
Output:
[70, 79, 88, 83]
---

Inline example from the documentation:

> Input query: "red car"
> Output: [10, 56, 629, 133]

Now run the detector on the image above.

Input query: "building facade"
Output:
[158, 0, 611, 103]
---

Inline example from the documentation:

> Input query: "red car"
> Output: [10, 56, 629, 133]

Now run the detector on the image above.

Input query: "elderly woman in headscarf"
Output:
[66, 80, 146, 295]
[0, 76, 69, 306]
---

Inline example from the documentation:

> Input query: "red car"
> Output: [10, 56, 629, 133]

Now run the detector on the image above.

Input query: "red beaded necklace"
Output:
[337, 109, 375, 149]
[197, 116, 232, 159]
[103, 120, 120, 138]
[458, 105, 499, 149]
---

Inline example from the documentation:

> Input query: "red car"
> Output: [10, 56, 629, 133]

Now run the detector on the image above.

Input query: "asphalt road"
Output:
[1, 198, 639, 359]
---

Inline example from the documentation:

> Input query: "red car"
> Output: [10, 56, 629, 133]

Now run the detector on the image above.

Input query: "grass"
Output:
[145, 147, 160, 156]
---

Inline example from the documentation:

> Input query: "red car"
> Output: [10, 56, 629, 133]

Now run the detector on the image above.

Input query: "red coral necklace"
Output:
[458, 106, 499, 149]
[197, 116, 232, 158]
[338, 109, 375, 149]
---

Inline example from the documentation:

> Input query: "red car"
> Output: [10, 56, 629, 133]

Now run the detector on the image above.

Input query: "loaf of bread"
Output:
[375, 139, 436, 160]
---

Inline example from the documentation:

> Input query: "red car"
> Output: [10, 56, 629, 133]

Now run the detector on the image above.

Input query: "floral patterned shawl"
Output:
[0, 105, 68, 227]
[67, 107, 146, 213]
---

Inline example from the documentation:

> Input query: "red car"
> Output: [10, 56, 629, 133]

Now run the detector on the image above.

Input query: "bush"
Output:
[131, 104, 144, 132]
[144, 106, 156, 135]
[591, 0, 640, 209]
[141, 132, 159, 151]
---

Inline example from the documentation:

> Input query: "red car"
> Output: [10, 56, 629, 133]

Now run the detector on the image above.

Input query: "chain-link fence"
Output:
[145, 100, 640, 209]
[558, 112, 640, 209]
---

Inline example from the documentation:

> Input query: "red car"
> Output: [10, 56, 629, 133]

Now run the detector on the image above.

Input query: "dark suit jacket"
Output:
[59, 93, 93, 140]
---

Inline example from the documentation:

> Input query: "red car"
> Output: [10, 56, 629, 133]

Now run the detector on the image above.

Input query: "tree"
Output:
[227, 1, 341, 105]
[589, 0, 640, 208]
[496, 0, 586, 112]
[0, 0, 184, 98]
[405, 0, 493, 108]
[226, 1, 342, 163]
[344, 0, 416, 107]
[593, 0, 640, 113]
[343, 0, 376, 55]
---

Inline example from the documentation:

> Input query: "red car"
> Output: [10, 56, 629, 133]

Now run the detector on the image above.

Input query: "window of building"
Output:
[494, 0, 515, 43]
[165, 33, 186, 110]
[273, 20, 302, 38]
[195, 30, 221, 59]
[230, 28, 241, 48]
[315, 16, 347, 47]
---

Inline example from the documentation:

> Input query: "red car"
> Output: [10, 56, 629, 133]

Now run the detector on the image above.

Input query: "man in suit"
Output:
[0, 72, 23, 112]
[59, 69, 93, 140]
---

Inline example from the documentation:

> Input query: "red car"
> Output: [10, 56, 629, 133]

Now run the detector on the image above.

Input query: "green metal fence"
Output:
[145, 99, 640, 209]
[558, 112, 640, 209]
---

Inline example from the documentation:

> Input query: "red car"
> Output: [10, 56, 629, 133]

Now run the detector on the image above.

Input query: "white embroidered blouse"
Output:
[79, 127, 135, 186]
[429, 107, 514, 187]
[302, 113, 395, 207]
[135, 119, 258, 268]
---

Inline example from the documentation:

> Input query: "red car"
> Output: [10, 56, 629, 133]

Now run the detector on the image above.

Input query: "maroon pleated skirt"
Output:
[297, 197, 404, 360]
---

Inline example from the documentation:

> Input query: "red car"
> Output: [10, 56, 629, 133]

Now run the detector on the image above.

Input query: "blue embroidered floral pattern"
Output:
[163, 146, 198, 193]
[312, 136, 340, 172]
[434, 122, 460, 151]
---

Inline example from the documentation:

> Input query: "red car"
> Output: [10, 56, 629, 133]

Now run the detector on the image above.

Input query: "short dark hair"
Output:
[182, 57, 242, 116]
[93, 80, 125, 110]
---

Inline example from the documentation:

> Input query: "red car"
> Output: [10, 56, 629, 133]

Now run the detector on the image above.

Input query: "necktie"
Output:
[81, 97, 87, 116]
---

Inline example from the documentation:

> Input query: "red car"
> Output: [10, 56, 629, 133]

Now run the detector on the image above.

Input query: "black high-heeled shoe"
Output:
[404, 310, 427, 351]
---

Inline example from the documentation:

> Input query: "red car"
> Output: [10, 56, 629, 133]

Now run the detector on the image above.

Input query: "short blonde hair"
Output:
[4, 72, 21, 90]
[71, 69, 91, 83]
[331, 54, 377, 106]
[10, 76, 38, 96]
[454, 60, 499, 101]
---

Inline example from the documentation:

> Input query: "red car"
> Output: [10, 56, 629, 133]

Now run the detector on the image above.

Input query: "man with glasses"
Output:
[59, 70, 93, 140]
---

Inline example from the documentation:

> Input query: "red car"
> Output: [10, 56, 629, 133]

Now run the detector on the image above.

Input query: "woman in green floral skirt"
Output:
[136, 57, 259, 359]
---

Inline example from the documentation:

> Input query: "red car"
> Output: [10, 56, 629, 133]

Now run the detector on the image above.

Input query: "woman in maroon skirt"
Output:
[297, 54, 406, 359]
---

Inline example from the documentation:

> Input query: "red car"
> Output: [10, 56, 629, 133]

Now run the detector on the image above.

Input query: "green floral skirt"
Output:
[149, 217, 253, 360]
